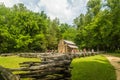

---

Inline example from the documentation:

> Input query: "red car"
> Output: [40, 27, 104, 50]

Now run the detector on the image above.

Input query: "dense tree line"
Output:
[74, 0, 120, 52]
[0, 0, 119, 53]
[0, 3, 76, 53]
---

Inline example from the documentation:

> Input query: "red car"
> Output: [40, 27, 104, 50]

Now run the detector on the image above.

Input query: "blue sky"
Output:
[0, 0, 89, 25]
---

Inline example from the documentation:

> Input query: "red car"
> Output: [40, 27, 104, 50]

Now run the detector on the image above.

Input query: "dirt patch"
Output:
[104, 55, 120, 80]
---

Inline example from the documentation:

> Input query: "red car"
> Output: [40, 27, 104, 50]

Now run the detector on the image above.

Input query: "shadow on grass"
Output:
[0, 72, 5, 80]
[71, 56, 116, 80]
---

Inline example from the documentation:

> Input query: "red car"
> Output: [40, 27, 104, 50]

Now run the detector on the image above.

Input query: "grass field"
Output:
[0, 55, 40, 80]
[71, 55, 116, 80]
[0, 56, 40, 68]
[107, 53, 120, 57]
[0, 55, 116, 80]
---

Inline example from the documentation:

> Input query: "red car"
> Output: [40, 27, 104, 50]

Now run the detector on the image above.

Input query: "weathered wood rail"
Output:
[11, 52, 98, 80]
[12, 54, 76, 80]
[0, 52, 98, 80]
[0, 66, 19, 80]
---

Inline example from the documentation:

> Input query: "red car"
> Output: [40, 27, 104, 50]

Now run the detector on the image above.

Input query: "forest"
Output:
[0, 0, 120, 53]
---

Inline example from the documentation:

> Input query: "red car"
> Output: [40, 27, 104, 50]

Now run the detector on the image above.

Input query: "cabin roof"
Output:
[68, 45, 78, 48]
[64, 40, 75, 45]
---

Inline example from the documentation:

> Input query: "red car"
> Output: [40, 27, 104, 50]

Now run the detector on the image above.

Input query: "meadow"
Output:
[0, 55, 116, 80]
[107, 53, 120, 57]
[71, 55, 116, 80]
[0, 56, 40, 68]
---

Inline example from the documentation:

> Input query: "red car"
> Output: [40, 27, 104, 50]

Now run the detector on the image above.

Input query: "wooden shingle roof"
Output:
[68, 45, 78, 48]
[64, 40, 75, 45]
[63, 40, 78, 49]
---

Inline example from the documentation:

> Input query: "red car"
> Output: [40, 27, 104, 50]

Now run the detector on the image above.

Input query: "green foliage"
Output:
[108, 53, 120, 57]
[31, 34, 47, 52]
[0, 3, 77, 53]
[0, 28, 15, 53]
[71, 55, 116, 80]
[61, 24, 77, 41]
[74, 0, 120, 51]
[114, 50, 120, 53]
[15, 35, 32, 51]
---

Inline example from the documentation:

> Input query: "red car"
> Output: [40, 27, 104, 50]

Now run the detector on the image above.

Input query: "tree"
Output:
[0, 3, 77, 53]
[74, 0, 120, 51]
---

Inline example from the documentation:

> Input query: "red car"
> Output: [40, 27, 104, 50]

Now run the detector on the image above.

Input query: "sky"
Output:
[0, 0, 89, 25]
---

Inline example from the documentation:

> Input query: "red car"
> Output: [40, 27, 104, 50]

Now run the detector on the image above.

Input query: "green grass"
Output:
[0, 55, 116, 80]
[0, 56, 40, 80]
[0, 56, 40, 69]
[71, 55, 116, 80]
[107, 53, 120, 57]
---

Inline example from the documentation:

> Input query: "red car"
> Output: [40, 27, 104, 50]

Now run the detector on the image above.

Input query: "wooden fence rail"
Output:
[0, 52, 99, 80]
[12, 54, 75, 80]
[0, 66, 19, 80]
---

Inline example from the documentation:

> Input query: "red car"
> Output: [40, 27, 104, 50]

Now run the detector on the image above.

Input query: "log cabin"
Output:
[58, 39, 78, 53]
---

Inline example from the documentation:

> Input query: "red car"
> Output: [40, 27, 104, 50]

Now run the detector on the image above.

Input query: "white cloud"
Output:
[38, 0, 72, 22]
[0, 0, 89, 25]
[0, 0, 20, 7]
[38, 0, 89, 25]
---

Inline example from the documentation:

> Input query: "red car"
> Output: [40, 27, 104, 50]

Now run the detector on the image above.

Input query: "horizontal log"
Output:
[0, 66, 19, 80]
[19, 69, 65, 78]
[10, 67, 29, 71]
[13, 53, 80, 79]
